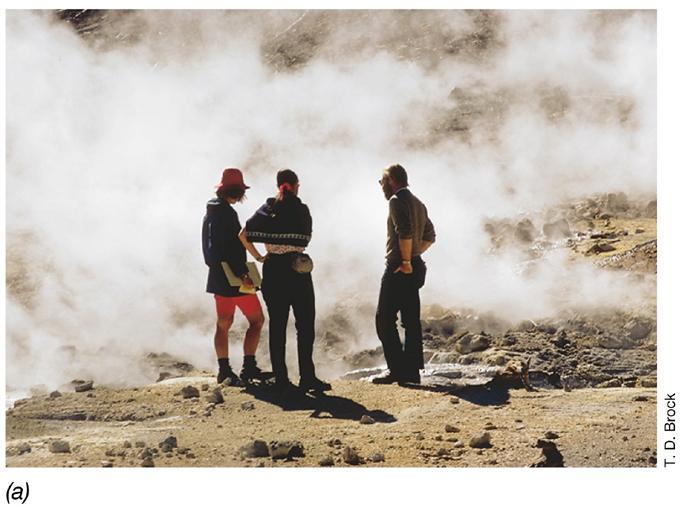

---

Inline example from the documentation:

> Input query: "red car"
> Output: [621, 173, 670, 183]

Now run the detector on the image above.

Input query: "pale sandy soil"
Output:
[6, 375, 656, 468]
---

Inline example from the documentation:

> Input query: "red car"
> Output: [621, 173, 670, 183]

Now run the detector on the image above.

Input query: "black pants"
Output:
[261, 254, 316, 384]
[375, 257, 426, 379]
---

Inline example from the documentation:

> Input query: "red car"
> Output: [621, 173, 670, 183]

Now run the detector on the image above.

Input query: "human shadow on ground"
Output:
[397, 381, 512, 406]
[241, 384, 397, 423]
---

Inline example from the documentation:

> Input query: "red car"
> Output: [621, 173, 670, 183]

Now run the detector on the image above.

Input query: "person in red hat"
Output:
[201, 168, 271, 385]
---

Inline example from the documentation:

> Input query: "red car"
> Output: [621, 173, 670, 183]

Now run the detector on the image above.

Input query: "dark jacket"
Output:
[244, 195, 312, 247]
[202, 197, 249, 297]
[386, 188, 436, 270]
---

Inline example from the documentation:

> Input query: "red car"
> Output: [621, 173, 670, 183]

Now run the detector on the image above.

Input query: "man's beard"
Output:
[382, 182, 393, 200]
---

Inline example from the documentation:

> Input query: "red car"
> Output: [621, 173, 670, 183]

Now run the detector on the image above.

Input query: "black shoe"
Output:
[217, 367, 243, 386]
[399, 371, 421, 386]
[371, 372, 401, 385]
[299, 376, 332, 394]
[240, 363, 274, 382]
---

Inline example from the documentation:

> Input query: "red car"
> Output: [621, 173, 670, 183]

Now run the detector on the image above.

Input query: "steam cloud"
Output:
[5, 10, 656, 392]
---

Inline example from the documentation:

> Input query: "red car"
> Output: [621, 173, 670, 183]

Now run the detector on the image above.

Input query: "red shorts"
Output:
[214, 294, 263, 318]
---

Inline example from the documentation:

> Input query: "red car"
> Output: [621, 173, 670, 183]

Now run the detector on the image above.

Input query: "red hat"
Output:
[215, 168, 250, 190]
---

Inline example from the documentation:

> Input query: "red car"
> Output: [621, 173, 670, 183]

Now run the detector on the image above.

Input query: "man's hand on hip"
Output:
[395, 261, 413, 274]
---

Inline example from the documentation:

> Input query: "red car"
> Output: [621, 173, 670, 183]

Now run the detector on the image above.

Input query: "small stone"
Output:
[181, 386, 200, 399]
[633, 395, 649, 402]
[452, 441, 464, 448]
[269, 441, 305, 460]
[445, 424, 460, 433]
[483, 422, 497, 430]
[449, 397, 460, 404]
[74, 380, 94, 393]
[49, 440, 71, 453]
[201, 384, 210, 391]
[159, 436, 178, 453]
[469, 432, 492, 449]
[359, 415, 376, 425]
[141, 457, 154, 467]
[415, 433, 425, 441]
[544, 431, 559, 440]
[240, 440, 269, 458]
[319, 455, 335, 466]
[368, 452, 385, 463]
[207, 388, 224, 404]
[342, 446, 362, 465]
[241, 401, 255, 411]
[435, 435, 443, 441]
[49, 390, 62, 398]
[639, 377, 657, 388]
[6, 442, 31, 457]
[530, 439, 565, 467]
[135, 441, 146, 448]
[123, 441, 132, 448]
[101, 460, 114, 468]
[635, 227, 645, 234]
[436, 448, 450, 457]
[186, 453, 196, 459]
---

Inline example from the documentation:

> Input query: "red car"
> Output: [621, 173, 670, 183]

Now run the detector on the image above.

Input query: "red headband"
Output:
[279, 182, 295, 194]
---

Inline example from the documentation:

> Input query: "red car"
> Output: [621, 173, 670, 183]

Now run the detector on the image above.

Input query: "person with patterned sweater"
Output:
[240, 169, 331, 397]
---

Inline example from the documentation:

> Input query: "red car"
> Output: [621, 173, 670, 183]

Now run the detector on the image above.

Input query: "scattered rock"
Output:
[240, 440, 269, 458]
[342, 446, 362, 465]
[159, 436, 178, 453]
[625, 319, 652, 341]
[181, 386, 200, 399]
[483, 422, 497, 430]
[123, 441, 132, 449]
[48, 440, 71, 453]
[74, 380, 94, 393]
[445, 424, 460, 433]
[319, 455, 335, 467]
[633, 395, 649, 402]
[269, 441, 305, 460]
[141, 457, 154, 467]
[544, 431, 560, 440]
[639, 377, 657, 388]
[6, 442, 31, 457]
[134, 441, 146, 448]
[101, 460, 114, 468]
[49, 390, 62, 398]
[469, 432, 492, 449]
[586, 242, 616, 255]
[201, 384, 210, 391]
[449, 397, 460, 404]
[455, 333, 492, 354]
[530, 439, 565, 467]
[241, 401, 255, 411]
[359, 415, 376, 425]
[635, 227, 645, 234]
[451, 441, 465, 448]
[207, 388, 224, 405]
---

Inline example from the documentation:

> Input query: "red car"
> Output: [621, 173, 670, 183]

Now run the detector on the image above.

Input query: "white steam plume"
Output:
[5, 10, 656, 391]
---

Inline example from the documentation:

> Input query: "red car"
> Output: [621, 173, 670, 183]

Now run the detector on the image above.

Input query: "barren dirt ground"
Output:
[6, 375, 656, 468]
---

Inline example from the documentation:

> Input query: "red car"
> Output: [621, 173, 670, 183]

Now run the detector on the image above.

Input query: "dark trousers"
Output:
[261, 254, 316, 384]
[375, 257, 426, 379]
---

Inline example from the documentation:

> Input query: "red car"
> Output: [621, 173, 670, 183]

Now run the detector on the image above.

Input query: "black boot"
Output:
[240, 356, 274, 381]
[299, 375, 332, 394]
[217, 358, 243, 386]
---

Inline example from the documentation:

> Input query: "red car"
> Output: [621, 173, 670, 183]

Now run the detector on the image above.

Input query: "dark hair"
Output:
[217, 187, 246, 202]
[385, 164, 408, 187]
[275, 169, 298, 202]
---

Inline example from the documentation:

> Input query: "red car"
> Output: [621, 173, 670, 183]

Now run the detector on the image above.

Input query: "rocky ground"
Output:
[5, 376, 657, 468]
